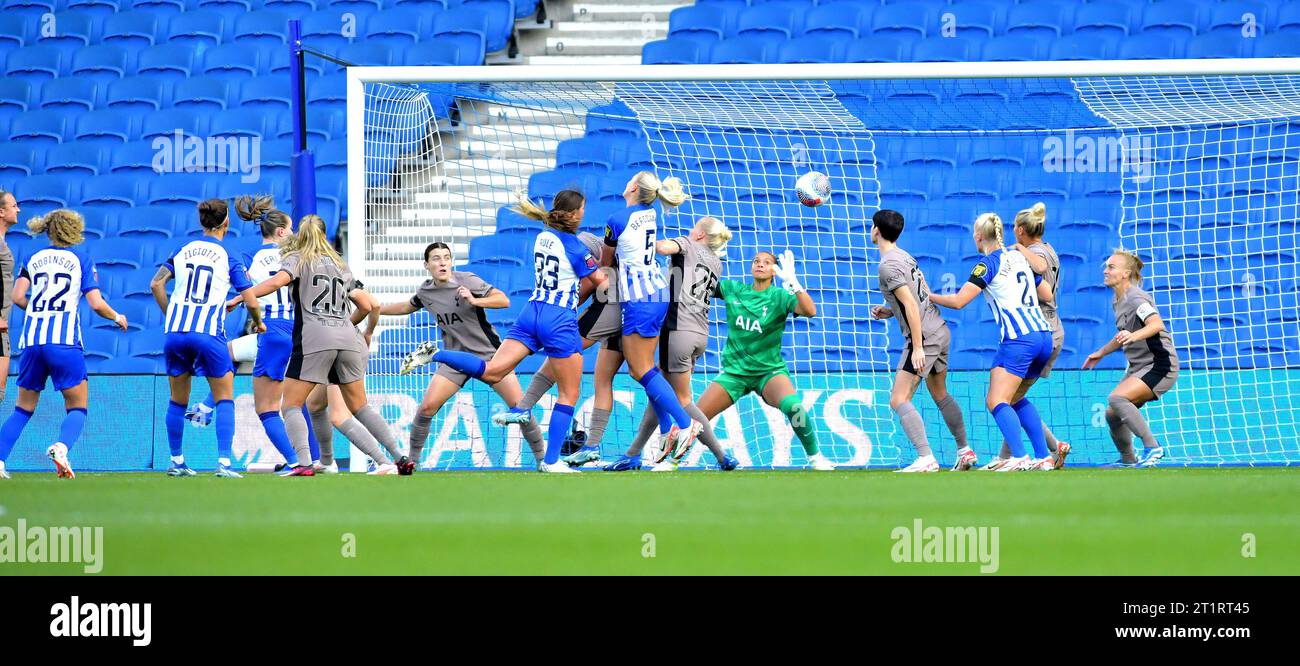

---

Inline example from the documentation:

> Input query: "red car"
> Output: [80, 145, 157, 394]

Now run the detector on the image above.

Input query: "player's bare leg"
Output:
[538, 352, 583, 474]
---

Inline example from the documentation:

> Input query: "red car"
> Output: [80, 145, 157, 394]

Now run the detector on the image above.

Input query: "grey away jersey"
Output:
[878, 247, 946, 341]
[578, 231, 619, 304]
[1027, 242, 1062, 329]
[281, 253, 366, 356]
[664, 236, 721, 336]
[0, 237, 12, 327]
[410, 271, 501, 357]
[1114, 286, 1179, 372]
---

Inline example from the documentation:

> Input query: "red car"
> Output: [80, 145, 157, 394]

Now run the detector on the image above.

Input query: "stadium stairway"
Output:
[512, 0, 683, 65]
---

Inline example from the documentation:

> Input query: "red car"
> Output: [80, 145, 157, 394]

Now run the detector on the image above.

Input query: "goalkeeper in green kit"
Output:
[692, 250, 835, 470]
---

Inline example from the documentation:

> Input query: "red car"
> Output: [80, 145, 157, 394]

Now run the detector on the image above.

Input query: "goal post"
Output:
[346, 59, 1300, 469]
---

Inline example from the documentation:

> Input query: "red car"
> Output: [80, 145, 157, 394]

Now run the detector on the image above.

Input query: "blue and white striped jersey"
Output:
[604, 203, 669, 301]
[162, 239, 253, 337]
[966, 248, 1052, 342]
[245, 242, 292, 320]
[18, 244, 99, 348]
[530, 229, 598, 310]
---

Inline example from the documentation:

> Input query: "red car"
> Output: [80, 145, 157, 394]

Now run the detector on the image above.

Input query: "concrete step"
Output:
[571, 2, 687, 22]
[544, 36, 658, 56]
[551, 20, 669, 37]
[524, 54, 644, 66]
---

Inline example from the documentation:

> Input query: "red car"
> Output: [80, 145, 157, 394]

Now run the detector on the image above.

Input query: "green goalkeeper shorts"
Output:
[714, 369, 791, 405]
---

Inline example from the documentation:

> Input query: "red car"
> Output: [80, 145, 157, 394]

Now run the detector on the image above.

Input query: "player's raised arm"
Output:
[774, 250, 815, 317]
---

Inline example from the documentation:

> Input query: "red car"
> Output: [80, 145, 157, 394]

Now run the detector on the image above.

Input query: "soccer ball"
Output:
[795, 171, 831, 207]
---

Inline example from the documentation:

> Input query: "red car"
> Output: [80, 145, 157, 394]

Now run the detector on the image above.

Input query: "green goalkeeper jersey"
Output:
[716, 279, 800, 376]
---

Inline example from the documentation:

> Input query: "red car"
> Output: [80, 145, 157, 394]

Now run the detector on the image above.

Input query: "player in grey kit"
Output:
[381, 242, 546, 470]
[0, 189, 18, 411]
[868, 210, 971, 473]
[985, 202, 1070, 470]
[610, 216, 738, 472]
[247, 215, 406, 476]
[1084, 250, 1179, 468]
[501, 230, 625, 465]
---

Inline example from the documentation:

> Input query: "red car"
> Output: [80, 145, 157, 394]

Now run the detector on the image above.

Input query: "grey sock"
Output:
[626, 405, 659, 457]
[281, 405, 313, 467]
[310, 408, 334, 466]
[934, 394, 967, 449]
[409, 413, 433, 465]
[518, 372, 555, 411]
[1106, 407, 1137, 463]
[894, 401, 931, 457]
[1109, 394, 1158, 450]
[338, 416, 387, 465]
[520, 415, 545, 460]
[685, 403, 727, 462]
[354, 404, 403, 460]
[1042, 423, 1059, 454]
[587, 407, 612, 447]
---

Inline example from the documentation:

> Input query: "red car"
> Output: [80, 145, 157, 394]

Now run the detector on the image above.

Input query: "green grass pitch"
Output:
[2, 468, 1296, 575]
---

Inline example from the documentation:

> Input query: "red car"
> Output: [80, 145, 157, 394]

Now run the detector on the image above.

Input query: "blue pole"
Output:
[287, 19, 318, 224]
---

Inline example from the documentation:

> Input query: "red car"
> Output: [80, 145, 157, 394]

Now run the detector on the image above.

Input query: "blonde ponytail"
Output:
[1014, 201, 1047, 238]
[700, 216, 732, 258]
[974, 212, 1004, 249]
[28, 209, 85, 247]
[282, 214, 345, 270]
[633, 171, 689, 208]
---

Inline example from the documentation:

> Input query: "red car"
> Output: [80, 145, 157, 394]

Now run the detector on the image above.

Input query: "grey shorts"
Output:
[1128, 364, 1178, 400]
[659, 329, 707, 374]
[434, 351, 493, 388]
[578, 298, 622, 352]
[898, 324, 950, 377]
[1038, 326, 1065, 378]
[287, 348, 367, 386]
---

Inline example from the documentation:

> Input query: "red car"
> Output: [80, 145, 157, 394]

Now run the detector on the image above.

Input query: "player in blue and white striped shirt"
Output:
[434, 190, 608, 473]
[150, 199, 264, 478]
[929, 212, 1057, 472]
[602, 172, 700, 460]
[0, 209, 128, 480]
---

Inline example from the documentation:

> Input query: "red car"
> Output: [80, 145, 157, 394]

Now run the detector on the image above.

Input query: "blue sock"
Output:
[202, 394, 215, 410]
[259, 411, 298, 465]
[215, 399, 235, 464]
[638, 367, 690, 432]
[545, 403, 574, 465]
[166, 400, 187, 458]
[432, 350, 485, 379]
[0, 407, 34, 463]
[991, 403, 1026, 458]
[303, 406, 320, 462]
[1013, 399, 1049, 458]
[59, 408, 87, 451]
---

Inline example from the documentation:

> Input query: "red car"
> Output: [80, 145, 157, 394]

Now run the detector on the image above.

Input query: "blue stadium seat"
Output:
[870, 3, 933, 39]
[469, 234, 530, 268]
[736, 4, 801, 47]
[102, 11, 163, 49]
[405, 40, 473, 66]
[1280, 3, 1300, 32]
[307, 73, 345, 112]
[668, 5, 729, 45]
[1254, 33, 1300, 58]
[338, 42, 397, 67]
[105, 77, 168, 112]
[39, 77, 99, 112]
[197, 0, 254, 13]
[1049, 34, 1116, 61]
[0, 144, 40, 178]
[135, 44, 195, 82]
[0, 79, 32, 115]
[978, 34, 1048, 61]
[5, 45, 64, 82]
[110, 140, 163, 175]
[8, 110, 66, 146]
[70, 0, 121, 17]
[1072, 0, 1134, 39]
[802, 2, 865, 39]
[0, 14, 32, 51]
[911, 36, 979, 62]
[209, 108, 268, 139]
[326, 0, 381, 10]
[70, 45, 130, 86]
[172, 76, 231, 112]
[81, 174, 143, 209]
[302, 10, 364, 54]
[131, 0, 187, 14]
[44, 143, 104, 177]
[0, 0, 55, 16]
[116, 208, 177, 241]
[37, 12, 96, 51]
[82, 330, 120, 362]
[365, 7, 430, 49]
[147, 174, 212, 216]
[460, 0, 513, 53]
[17, 175, 77, 210]
[167, 11, 228, 52]
[202, 44, 262, 81]
[777, 36, 846, 64]
[73, 108, 136, 148]
[1185, 32, 1251, 59]
[432, 9, 490, 64]
[1117, 33, 1181, 60]
[237, 76, 292, 112]
[234, 11, 290, 48]
[79, 208, 116, 240]
[707, 37, 771, 64]
[641, 39, 707, 65]
[555, 138, 613, 173]
[1139, 1, 1202, 39]
[845, 36, 908, 63]
[141, 107, 204, 141]
[1004, 2, 1068, 39]
[265, 0, 317, 10]
[950, 1, 1002, 38]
